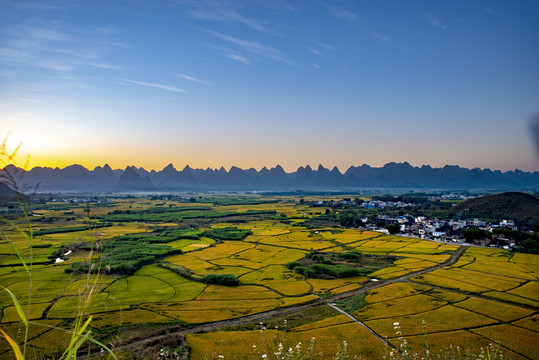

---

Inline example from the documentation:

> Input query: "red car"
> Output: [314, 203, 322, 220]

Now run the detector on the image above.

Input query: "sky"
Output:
[1, 0, 538, 173]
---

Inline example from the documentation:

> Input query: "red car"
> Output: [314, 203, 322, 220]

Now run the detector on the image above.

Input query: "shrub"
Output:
[285, 261, 302, 270]
[310, 264, 364, 278]
[206, 227, 252, 240]
[202, 273, 240, 286]
[339, 252, 363, 261]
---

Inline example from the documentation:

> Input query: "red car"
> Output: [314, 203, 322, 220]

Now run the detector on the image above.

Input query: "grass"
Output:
[196, 285, 280, 300]
[368, 265, 411, 278]
[211, 257, 266, 270]
[390, 253, 450, 263]
[186, 321, 389, 360]
[353, 294, 447, 321]
[47, 293, 128, 318]
[239, 265, 312, 296]
[365, 282, 430, 303]
[307, 276, 365, 295]
[261, 248, 306, 265]
[0, 320, 64, 356]
[279, 295, 319, 307]
[453, 297, 535, 322]
[142, 298, 284, 324]
[471, 324, 539, 359]
[387, 329, 514, 360]
[193, 241, 256, 261]
[411, 272, 491, 293]
[1, 302, 50, 323]
[423, 288, 468, 303]
[511, 313, 539, 331]
[291, 314, 352, 331]
[510, 252, 539, 264]
[365, 305, 499, 338]
[462, 261, 536, 280]
[329, 231, 381, 244]
[507, 281, 539, 301]
[232, 244, 285, 262]
[1, 191, 538, 359]
[90, 309, 175, 330]
[482, 290, 539, 307]
[167, 237, 216, 252]
[106, 264, 208, 303]
[334, 293, 368, 314]
[0, 184, 117, 359]
[69, 235, 181, 275]
[394, 259, 438, 269]
[0, 266, 73, 308]
[107, 275, 176, 304]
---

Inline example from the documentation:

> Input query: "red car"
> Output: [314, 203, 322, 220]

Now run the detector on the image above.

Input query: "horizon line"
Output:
[6, 161, 538, 174]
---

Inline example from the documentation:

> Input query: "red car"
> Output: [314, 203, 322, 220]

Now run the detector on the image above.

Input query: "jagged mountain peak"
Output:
[8, 162, 538, 192]
[317, 164, 329, 172]
[163, 163, 177, 172]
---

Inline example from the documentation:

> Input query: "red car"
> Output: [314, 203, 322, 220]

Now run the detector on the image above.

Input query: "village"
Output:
[367, 214, 518, 249]
[309, 197, 524, 250]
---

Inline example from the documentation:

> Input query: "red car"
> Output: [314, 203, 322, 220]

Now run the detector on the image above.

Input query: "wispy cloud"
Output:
[40, 61, 78, 72]
[312, 64, 320, 69]
[176, 73, 208, 84]
[315, 41, 333, 50]
[184, 0, 267, 32]
[426, 14, 447, 29]
[9, 1, 64, 11]
[89, 62, 124, 70]
[323, 4, 358, 21]
[306, 41, 333, 56]
[120, 78, 188, 93]
[210, 31, 293, 65]
[367, 30, 389, 42]
[210, 45, 252, 64]
[31, 28, 72, 41]
[307, 47, 321, 55]
[226, 53, 251, 64]
[1, 21, 123, 74]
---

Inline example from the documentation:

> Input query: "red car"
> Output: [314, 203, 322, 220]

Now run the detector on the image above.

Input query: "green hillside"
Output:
[448, 192, 539, 228]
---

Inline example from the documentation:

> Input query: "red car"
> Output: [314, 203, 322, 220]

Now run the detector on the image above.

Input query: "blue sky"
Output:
[1, 0, 538, 172]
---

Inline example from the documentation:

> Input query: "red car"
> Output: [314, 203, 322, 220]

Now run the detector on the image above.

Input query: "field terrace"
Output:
[0, 195, 537, 359]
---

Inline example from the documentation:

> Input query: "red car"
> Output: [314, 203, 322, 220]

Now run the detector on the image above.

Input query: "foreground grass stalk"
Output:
[0, 138, 117, 359]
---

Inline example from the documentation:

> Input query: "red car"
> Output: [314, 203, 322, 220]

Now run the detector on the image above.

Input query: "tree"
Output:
[461, 227, 488, 243]
[386, 223, 400, 235]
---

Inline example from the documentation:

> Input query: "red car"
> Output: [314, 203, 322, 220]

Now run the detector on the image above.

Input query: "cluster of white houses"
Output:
[366, 215, 517, 249]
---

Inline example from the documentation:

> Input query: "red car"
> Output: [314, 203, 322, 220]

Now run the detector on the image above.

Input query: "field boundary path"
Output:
[106, 245, 469, 355]
[327, 302, 398, 352]
[404, 279, 539, 311]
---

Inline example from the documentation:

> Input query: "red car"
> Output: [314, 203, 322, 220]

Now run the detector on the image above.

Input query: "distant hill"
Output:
[448, 192, 539, 227]
[3, 162, 539, 192]
[0, 166, 22, 202]
[0, 182, 15, 200]
[116, 166, 156, 192]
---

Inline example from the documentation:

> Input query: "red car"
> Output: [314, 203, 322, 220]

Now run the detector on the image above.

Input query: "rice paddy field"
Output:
[0, 195, 537, 359]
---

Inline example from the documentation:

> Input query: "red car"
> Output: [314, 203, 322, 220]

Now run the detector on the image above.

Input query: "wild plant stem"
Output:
[20, 197, 33, 358]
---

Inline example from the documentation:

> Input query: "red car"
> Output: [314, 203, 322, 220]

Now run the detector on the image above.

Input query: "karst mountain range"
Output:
[2, 162, 538, 192]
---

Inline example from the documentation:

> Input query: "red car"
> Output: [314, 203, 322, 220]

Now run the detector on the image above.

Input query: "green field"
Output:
[0, 195, 537, 359]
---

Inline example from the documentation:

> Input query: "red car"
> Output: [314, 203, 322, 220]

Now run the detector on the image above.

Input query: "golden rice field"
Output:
[187, 315, 389, 359]
[1, 195, 538, 359]
[411, 246, 539, 308]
